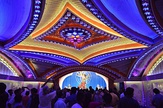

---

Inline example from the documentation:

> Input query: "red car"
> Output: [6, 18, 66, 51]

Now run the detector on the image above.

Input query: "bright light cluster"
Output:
[60, 27, 91, 44]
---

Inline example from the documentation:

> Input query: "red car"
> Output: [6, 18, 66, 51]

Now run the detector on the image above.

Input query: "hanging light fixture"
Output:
[60, 27, 91, 45]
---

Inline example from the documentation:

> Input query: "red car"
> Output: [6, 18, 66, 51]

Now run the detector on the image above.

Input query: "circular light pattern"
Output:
[60, 28, 91, 44]
[35, 11, 119, 49]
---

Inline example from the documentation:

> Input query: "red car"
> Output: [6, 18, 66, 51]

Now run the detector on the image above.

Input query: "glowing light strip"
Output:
[84, 48, 144, 65]
[143, 50, 163, 76]
[0, 54, 19, 76]
[82, 43, 146, 62]
[10, 45, 81, 62]
[11, 42, 146, 64]
[147, 55, 163, 75]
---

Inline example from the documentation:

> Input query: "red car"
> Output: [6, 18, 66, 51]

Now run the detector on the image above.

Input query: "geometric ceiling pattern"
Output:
[1, 0, 163, 81]
[35, 10, 120, 50]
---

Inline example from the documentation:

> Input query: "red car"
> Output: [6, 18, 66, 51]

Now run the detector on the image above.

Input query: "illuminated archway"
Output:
[59, 71, 109, 90]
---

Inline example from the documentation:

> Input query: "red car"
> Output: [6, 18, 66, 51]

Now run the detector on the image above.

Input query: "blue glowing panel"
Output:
[62, 71, 106, 90]
[17, 52, 79, 66]
[101, 0, 157, 39]
[0, 0, 32, 41]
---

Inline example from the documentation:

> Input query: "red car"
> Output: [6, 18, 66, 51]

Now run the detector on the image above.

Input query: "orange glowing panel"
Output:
[35, 18, 117, 49]
[82, 43, 146, 62]
[10, 43, 145, 64]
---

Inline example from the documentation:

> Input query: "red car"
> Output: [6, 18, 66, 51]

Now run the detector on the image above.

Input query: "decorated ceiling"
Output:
[0, 0, 163, 81]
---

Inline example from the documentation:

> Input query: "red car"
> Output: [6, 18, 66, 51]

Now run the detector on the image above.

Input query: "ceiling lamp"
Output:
[60, 28, 91, 45]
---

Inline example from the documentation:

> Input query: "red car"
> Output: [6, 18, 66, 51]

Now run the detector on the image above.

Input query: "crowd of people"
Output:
[0, 79, 163, 108]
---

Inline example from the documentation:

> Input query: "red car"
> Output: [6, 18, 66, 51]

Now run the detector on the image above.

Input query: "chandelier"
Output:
[60, 28, 91, 45]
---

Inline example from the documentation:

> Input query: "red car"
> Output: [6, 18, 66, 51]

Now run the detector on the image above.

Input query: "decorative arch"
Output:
[143, 52, 163, 76]
[129, 41, 163, 78]
[44, 65, 122, 80]
[0, 48, 36, 78]
[0, 53, 22, 77]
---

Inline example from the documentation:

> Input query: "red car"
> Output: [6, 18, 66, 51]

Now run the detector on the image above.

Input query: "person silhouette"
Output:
[0, 83, 8, 108]
[118, 87, 140, 108]
[152, 88, 163, 108]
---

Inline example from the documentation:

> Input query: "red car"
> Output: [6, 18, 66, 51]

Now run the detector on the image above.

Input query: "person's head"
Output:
[56, 90, 65, 98]
[21, 87, 25, 92]
[89, 86, 92, 90]
[25, 91, 30, 96]
[8, 89, 13, 95]
[66, 88, 70, 92]
[14, 88, 22, 96]
[113, 87, 117, 92]
[0, 83, 7, 93]
[124, 87, 134, 98]
[42, 86, 50, 95]
[102, 92, 112, 106]
[119, 88, 125, 94]
[76, 90, 85, 105]
[153, 88, 160, 94]
[71, 87, 77, 94]
[31, 88, 38, 95]
[95, 90, 99, 94]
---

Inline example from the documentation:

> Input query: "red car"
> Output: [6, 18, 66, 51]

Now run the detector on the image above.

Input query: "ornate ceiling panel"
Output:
[34, 10, 120, 49]
[1, 0, 162, 80]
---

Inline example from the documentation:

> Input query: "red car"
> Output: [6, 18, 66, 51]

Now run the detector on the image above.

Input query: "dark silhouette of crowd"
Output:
[0, 80, 163, 108]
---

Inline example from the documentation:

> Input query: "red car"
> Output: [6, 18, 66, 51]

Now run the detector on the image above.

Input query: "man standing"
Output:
[118, 87, 140, 108]
[39, 79, 56, 108]
[152, 88, 163, 108]
[0, 83, 8, 108]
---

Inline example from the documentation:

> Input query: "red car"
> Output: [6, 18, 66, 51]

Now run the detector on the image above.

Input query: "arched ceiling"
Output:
[0, 0, 32, 43]
[0, 0, 163, 80]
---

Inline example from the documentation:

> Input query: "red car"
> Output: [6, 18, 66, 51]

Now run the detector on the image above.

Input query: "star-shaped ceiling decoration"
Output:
[2, 0, 159, 80]
[34, 11, 119, 49]
[11, 1, 145, 63]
